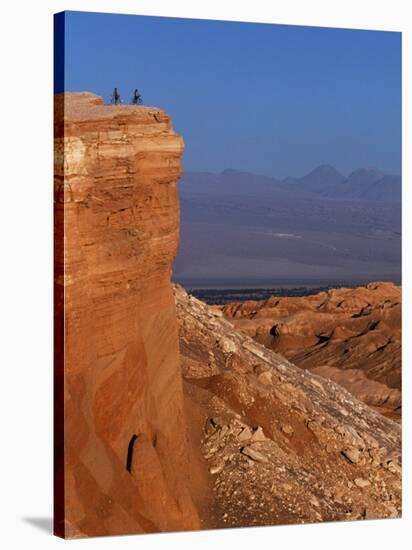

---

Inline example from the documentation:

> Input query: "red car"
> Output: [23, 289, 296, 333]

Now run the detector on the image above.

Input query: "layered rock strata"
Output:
[54, 93, 199, 538]
[175, 285, 401, 527]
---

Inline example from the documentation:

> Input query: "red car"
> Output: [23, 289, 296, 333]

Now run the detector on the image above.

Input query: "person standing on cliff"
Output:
[132, 88, 142, 105]
[111, 87, 121, 105]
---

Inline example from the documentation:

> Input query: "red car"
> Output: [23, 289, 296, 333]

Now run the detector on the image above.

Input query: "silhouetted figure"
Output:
[111, 87, 121, 105]
[132, 88, 142, 105]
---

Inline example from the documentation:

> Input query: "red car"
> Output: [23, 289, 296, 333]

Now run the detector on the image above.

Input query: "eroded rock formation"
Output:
[54, 92, 401, 538]
[54, 93, 199, 537]
[221, 283, 401, 420]
[175, 285, 401, 527]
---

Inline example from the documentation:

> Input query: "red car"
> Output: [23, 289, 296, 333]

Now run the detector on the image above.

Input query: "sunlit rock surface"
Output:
[54, 93, 199, 538]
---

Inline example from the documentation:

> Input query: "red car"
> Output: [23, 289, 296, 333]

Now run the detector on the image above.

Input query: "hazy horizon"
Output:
[183, 163, 401, 179]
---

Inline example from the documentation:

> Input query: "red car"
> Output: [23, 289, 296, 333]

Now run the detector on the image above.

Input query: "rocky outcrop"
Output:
[54, 92, 401, 538]
[54, 93, 199, 537]
[175, 285, 401, 527]
[221, 283, 401, 420]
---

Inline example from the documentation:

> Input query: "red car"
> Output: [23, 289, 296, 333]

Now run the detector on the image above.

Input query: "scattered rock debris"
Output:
[174, 284, 401, 528]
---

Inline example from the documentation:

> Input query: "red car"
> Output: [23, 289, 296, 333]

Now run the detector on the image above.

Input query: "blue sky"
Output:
[60, 11, 401, 178]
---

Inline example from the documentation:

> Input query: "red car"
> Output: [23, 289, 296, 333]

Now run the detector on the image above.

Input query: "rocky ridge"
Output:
[175, 285, 401, 527]
[221, 282, 401, 420]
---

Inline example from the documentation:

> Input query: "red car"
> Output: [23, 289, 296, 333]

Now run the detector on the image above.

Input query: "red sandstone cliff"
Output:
[54, 93, 199, 538]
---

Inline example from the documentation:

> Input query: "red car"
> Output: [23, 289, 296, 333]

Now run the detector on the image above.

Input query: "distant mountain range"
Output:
[174, 165, 401, 287]
[180, 164, 401, 203]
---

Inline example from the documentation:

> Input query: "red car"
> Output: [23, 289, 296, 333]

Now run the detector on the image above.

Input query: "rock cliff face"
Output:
[221, 283, 401, 420]
[175, 285, 401, 527]
[54, 92, 401, 538]
[54, 93, 199, 538]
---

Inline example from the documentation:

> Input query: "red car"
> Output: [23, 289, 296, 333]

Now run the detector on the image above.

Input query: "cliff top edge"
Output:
[55, 92, 169, 123]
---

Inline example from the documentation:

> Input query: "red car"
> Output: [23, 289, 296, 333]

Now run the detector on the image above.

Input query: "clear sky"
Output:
[60, 11, 401, 178]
